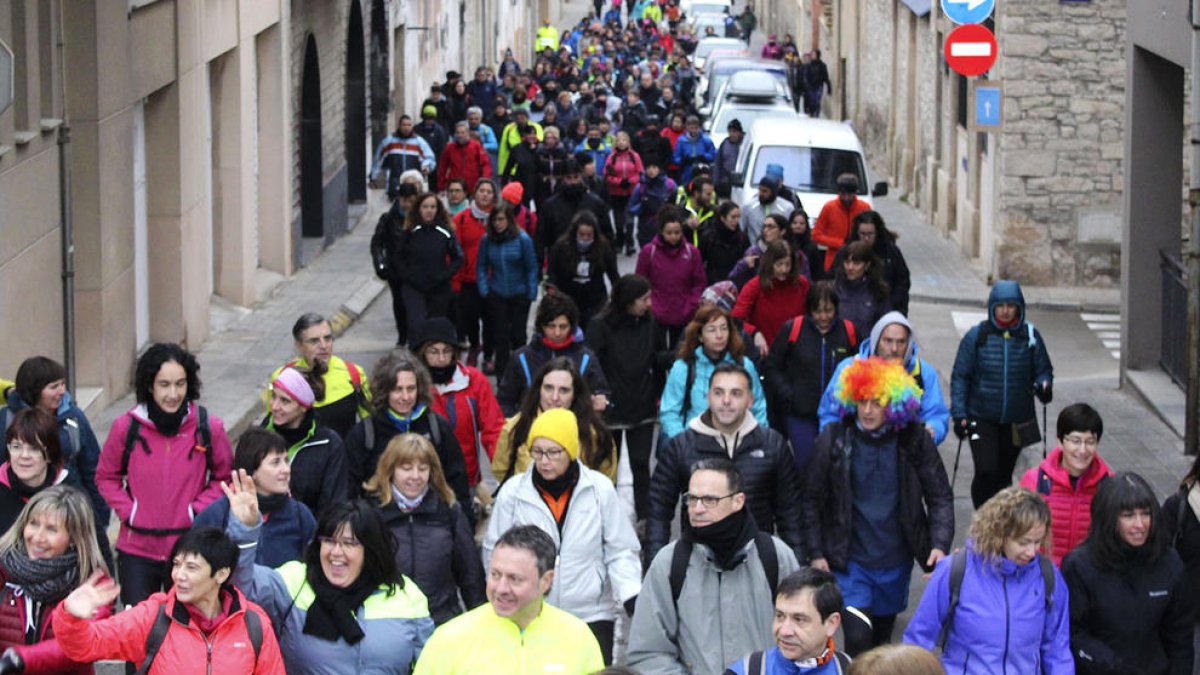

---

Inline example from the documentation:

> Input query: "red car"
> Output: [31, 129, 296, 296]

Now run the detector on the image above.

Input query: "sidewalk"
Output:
[92, 198, 390, 443]
[873, 196, 1121, 313]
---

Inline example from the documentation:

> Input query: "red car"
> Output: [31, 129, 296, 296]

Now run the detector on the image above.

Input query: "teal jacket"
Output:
[658, 348, 769, 439]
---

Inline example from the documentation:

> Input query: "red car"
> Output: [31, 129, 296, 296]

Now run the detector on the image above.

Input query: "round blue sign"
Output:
[940, 0, 994, 25]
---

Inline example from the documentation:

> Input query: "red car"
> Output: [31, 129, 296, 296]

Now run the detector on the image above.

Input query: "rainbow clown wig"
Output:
[830, 356, 924, 430]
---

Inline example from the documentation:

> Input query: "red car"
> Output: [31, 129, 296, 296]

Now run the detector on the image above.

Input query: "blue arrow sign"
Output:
[941, 0, 995, 25]
[975, 85, 1001, 127]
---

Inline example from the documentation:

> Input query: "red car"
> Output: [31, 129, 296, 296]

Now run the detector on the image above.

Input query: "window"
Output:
[750, 145, 867, 194]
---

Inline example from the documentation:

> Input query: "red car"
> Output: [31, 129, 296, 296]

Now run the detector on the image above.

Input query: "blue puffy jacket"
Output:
[950, 281, 1053, 424]
[658, 348, 769, 439]
[816, 315, 950, 445]
[672, 133, 717, 184]
[476, 230, 538, 301]
[903, 548, 1074, 675]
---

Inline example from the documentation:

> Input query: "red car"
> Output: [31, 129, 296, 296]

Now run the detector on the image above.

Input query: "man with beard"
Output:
[538, 159, 613, 256]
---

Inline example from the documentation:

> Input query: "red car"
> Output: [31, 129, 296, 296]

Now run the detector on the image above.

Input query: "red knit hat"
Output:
[500, 182, 524, 205]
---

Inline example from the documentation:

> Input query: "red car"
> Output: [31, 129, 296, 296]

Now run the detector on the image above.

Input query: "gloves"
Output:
[1035, 380, 1053, 404]
[620, 177, 631, 188]
[0, 648, 24, 674]
[953, 418, 970, 441]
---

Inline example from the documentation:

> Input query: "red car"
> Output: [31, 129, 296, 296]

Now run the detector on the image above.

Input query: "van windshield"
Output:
[750, 145, 867, 195]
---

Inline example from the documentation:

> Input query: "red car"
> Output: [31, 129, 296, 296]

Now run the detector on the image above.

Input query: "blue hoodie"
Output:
[816, 312, 950, 444]
[950, 280, 1053, 424]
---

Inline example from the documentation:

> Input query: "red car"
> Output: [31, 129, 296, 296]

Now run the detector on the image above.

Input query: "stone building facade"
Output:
[831, 0, 1126, 287]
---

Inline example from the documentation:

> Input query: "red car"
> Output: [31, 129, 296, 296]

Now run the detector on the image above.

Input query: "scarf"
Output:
[7, 465, 55, 500]
[258, 492, 289, 516]
[532, 460, 580, 499]
[542, 334, 574, 351]
[793, 638, 839, 670]
[147, 399, 187, 437]
[686, 506, 756, 571]
[1, 545, 79, 604]
[392, 485, 428, 512]
[469, 201, 493, 221]
[183, 588, 234, 636]
[303, 571, 377, 645]
[994, 314, 1020, 329]
[427, 363, 456, 385]
[386, 405, 428, 433]
[273, 412, 314, 450]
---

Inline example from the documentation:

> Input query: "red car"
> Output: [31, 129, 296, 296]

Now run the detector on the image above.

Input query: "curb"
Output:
[910, 291, 1121, 314]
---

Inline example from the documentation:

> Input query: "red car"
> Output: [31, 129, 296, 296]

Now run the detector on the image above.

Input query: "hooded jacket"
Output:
[228, 519, 433, 675]
[378, 491, 486, 626]
[647, 412, 804, 565]
[451, 201, 491, 290]
[903, 549, 1073, 675]
[96, 403, 234, 561]
[635, 235, 707, 328]
[672, 133, 717, 184]
[586, 311, 667, 427]
[765, 315, 858, 419]
[262, 416, 350, 517]
[429, 363, 506, 486]
[52, 586, 285, 675]
[437, 138, 491, 193]
[817, 312, 951, 445]
[1018, 447, 1112, 565]
[0, 390, 107, 527]
[495, 334, 611, 417]
[627, 534, 801, 675]
[800, 420, 954, 573]
[951, 281, 1054, 424]
[658, 348, 770, 440]
[476, 229, 539, 301]
[482, 461, 641, 623]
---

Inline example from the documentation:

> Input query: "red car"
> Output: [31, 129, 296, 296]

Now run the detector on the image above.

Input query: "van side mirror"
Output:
[731, 172, 744, 184]
[703, 120, 712, 132]
[872, 181, 889, 197]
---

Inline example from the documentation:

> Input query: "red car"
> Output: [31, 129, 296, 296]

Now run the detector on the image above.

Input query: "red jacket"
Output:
[603, 147, 644, 197]
[452, 204, 492, 288]
[96, 404, 233, 561]
[732, 275, 810, 349]
[438, 139, 492, 192]
[52, 587, 284, 675]
[812, 197, 870, 271]
[1019, 446, 1112, 565]
[430, 363, 506, 486]
[0, 565, 113, 674]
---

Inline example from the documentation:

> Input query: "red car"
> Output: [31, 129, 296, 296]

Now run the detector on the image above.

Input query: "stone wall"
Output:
[995, 0, 1126, 285]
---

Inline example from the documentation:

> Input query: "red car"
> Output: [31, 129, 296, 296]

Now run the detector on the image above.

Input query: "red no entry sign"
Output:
[944, 23, 997, 77]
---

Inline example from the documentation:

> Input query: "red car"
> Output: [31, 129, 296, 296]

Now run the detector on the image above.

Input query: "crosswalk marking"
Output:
[1082, 312, 1121, 360]
[951, 311, 987, 338]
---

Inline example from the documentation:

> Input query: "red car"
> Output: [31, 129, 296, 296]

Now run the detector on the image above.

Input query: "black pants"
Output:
[387, 278, 408, 345]
[402, 284, 453, 339]
[119, 551, 171, 608]
[658, 322, 687, 351]
[487, 294, 531, 377]
[616, 423, 657, 520]
[969, 419, 1023, 508]
[842, 609, 897, 657]
[457, 282, 486, 351]
[589, 620, 615, 666]
[608, 195, 632, 249]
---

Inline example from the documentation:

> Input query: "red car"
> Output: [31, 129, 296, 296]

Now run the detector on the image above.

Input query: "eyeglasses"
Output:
[683, 492, 738, 509]
[1062, 435, 1099, 449]
[530, 448, 566, 461]
[424, 346, 456, 358]
[318, 536, 362, 551]
[6, 442, 44, 458]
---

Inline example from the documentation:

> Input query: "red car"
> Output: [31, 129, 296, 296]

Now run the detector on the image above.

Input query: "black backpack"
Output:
[669, 532, 779, 606]
[936, 550, 1055, 650]
[136, 603, 261, 675]
[121, 406, 211, 536]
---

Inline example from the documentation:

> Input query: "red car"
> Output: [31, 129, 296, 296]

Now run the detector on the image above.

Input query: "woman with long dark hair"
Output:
[731, 239, 810, 354]
[832, 210, 912, 315]
[1063, 472, 1193, 674]
[548, 212, 621, 332]
[699, 201, 749, 285]
[833, 240, 891, 339]
[393, 193, 465, 339]
[586, 275, 666, 522]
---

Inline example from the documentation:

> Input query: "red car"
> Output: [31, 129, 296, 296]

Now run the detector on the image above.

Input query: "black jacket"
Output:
[831, 237, 911, 315]
[378, 494, 486, 625]
[633, 131, 673, 170]
[381, 221, 464, 293]
[343, 412, 472, 519]
[538, 188, 612, 254]
[585, 313, 670, 426]
[699, 222, 748, 285]
[1161, 488, 1200, 618]
[272, 422, 350, 518]
[764, 316, 857, 418]
[535, 145, 571, 204]
[1061, 541, 1194, 675]
[415, 118, 449, 161]
[495, 335, 610, 416]
[800, 421, 954, 572]
[504, 143, 541, 208]
[646, 417, 804, 564]
[547, 240, 620, 317]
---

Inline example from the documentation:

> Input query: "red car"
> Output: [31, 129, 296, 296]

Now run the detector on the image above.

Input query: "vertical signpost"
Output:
[941, 0, 1001, 131]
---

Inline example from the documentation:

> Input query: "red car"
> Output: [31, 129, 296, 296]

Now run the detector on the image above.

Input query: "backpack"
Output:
[1, 409, 81, 462]
[137, 603, 262, 675]
[669, 532, 779, 606]
[284, 359, 368, 412]
[735, 649, 850, 674]
[936, 550, 1054, 651]
[518, 351, 590, 388]
[362, 409, 442, 455]
[786, 315, 858, 348]
[122, 406, 212, 536]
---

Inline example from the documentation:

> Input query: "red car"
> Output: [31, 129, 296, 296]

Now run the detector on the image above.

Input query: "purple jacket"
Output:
[636, 235, 706, 327]
[903, 548, 1074, 675]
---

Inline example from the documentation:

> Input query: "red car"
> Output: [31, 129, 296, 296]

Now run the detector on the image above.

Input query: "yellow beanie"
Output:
[528, 408, 581, 460]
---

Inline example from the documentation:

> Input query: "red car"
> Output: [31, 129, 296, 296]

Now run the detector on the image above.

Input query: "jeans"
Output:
[487, 294, 532, 377]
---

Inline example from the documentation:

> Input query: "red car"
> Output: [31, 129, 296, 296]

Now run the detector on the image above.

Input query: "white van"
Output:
[730, 117, 888, 220]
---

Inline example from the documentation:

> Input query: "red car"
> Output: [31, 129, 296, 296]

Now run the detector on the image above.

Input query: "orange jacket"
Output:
[812, 197, 870, 271]
[52, 588, 285, 675]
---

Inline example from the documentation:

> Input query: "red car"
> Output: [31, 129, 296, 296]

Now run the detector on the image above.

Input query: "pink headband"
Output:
[272, 367, 315, 409]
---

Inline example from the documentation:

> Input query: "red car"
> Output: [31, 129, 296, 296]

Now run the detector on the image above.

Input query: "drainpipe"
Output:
[1187, 0, 1200, 455]
[57, 2, 75, 393]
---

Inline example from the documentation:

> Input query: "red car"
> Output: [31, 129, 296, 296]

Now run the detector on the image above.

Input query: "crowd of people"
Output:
[0, 2, 1192, 675]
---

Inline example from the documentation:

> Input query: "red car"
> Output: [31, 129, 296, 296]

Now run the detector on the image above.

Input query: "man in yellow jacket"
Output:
[267, 312, 370, 438]
[414, 525, 604, 674]
[535, 19, 559, 53]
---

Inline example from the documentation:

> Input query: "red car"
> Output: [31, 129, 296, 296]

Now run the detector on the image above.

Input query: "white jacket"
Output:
[483, 462, 642, 622]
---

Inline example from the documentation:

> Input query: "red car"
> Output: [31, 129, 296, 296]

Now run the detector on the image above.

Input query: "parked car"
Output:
[693, 37, 746, 71]
[697, 57, 790, 114]
[706, 70, 794, 129]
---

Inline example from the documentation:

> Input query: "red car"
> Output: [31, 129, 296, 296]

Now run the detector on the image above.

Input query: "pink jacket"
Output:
[635, 235, 706, 327]
[1019, 446, 1112, 565]
[603, 147, 644, 197]
[97, 403, 233, 561]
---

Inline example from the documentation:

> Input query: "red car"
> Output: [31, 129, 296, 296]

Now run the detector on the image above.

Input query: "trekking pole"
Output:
[952, 435, 964, 488]
[1042, 402, 1048, 460]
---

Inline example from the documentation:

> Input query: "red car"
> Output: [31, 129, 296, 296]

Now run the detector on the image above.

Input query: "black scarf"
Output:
[303, 572, 377, 645]
[686, 507, 757, 571]
[147, 400, 187, 437]
[258, 493, 289, 515]
[274, 412, 313, 449]
[428, 363, 456, 385]
[532, 460, 580, 499]
[1, 546, 80, 604]
[7, 466, 55, 500]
